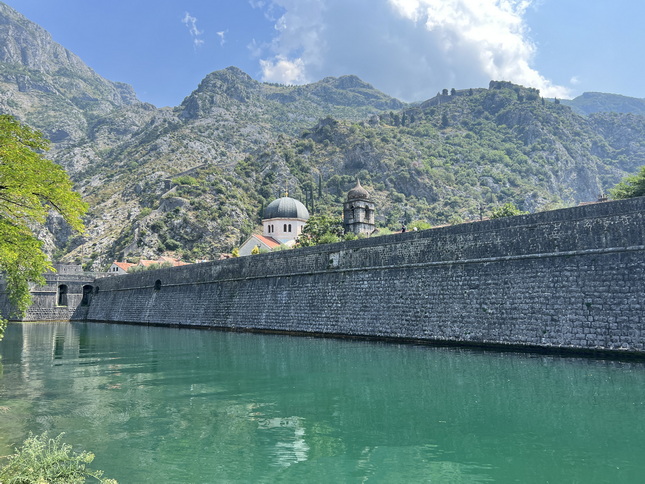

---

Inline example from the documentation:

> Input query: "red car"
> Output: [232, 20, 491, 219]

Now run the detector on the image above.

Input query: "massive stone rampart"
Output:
[80, 197, 645, 355]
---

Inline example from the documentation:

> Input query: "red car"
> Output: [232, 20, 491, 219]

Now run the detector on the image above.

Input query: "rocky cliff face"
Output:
[0, 2, 138, 150]
[58, 66, 409, 268]
[178, 66, 405, 132]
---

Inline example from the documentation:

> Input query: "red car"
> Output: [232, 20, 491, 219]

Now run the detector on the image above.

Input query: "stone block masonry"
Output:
[0, 264, 98, 322]
[79, 196, 645, 355]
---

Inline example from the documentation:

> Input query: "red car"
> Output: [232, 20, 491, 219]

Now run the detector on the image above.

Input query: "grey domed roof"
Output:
[347, 180, 370, 201]
[263, 196, 310, 220]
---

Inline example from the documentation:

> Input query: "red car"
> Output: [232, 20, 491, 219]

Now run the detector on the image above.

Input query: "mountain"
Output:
[57, 67, 407, 266]
[561, 92, 645, 116]
[62, 80, 645, 269]
[2, 2, 645, 270]
[229, 82, 644, 227]
[180, 67, 404, 130]
[0, 2, 139, 151]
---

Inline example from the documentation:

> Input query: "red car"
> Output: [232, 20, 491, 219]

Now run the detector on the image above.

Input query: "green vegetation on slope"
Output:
[610, 165, 645, 199]
[57, 80, 645, 267]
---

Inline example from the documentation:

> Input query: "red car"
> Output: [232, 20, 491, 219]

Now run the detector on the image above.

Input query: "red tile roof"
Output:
[112, 261, 135, 271]
[252, 234, 282, 248]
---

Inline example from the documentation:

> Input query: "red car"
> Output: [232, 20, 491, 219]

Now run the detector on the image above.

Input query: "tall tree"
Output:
[490, 202, 527, 219]
[296, 213, 344, 247]
[0, 115, 87, 332]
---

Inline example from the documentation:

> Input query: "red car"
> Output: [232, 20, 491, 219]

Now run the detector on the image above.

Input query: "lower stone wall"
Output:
[0, 268, 98, 322]
[82, 197, 645, 355]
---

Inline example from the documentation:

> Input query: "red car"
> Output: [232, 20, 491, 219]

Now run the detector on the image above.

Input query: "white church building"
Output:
[239, 196, 310, 256]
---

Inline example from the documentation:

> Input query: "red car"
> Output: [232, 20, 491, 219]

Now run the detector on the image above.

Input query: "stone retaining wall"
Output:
[79, 197, 645, 355]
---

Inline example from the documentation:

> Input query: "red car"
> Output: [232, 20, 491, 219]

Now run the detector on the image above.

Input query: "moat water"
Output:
[1, 322, 644, 483]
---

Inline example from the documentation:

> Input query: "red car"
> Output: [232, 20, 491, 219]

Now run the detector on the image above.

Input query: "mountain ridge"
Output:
[561, 92, 645, 116]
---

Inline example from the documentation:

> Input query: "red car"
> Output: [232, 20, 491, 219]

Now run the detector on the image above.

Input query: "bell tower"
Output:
[343, 180, 376, 235]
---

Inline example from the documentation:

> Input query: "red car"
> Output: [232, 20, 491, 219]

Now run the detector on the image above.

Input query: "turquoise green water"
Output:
[0, 322, 644, 483]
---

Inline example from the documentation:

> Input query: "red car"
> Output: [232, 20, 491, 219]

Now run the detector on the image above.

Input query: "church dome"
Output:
[347, 180, 370, 201]
[263, 196, 310, 220]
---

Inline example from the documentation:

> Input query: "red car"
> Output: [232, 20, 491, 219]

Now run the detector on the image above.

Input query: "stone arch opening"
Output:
[81, 285, 93, 306]
[154, 279, 162, 291]
[57, 284, 68, 307]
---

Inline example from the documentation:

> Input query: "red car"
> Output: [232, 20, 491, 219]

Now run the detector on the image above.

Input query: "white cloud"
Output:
[256, 0, 569, 100]
[217, 31, 227, 46]
[182, 12, 204, 48]
[259, 55, 307, 84]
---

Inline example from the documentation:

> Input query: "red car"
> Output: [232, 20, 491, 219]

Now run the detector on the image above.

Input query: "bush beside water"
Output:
[0, 432, 116, 483]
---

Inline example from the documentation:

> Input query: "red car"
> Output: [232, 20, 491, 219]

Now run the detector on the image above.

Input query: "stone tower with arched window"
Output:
[343, 180, 376, 235]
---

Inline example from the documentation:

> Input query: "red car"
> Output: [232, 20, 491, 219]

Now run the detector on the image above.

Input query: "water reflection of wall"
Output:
[0, 322, 83, 456]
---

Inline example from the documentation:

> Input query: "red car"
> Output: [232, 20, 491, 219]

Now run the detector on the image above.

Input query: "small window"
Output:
[58, 284, 68, 307]
[288, 224, 292, 232]
[154, 279, 162, 291]
[283, 224, 287, 232]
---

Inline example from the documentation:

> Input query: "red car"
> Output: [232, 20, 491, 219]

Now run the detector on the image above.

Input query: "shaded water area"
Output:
[1, 322, 644, 483]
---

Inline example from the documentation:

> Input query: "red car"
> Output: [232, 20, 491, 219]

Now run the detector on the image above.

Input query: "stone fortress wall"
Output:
[72, 196, 645, 355]
[0, 264, 98, 322]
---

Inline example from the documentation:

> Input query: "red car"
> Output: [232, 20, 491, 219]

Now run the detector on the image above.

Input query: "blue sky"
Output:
[4, 0, 644, 107]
